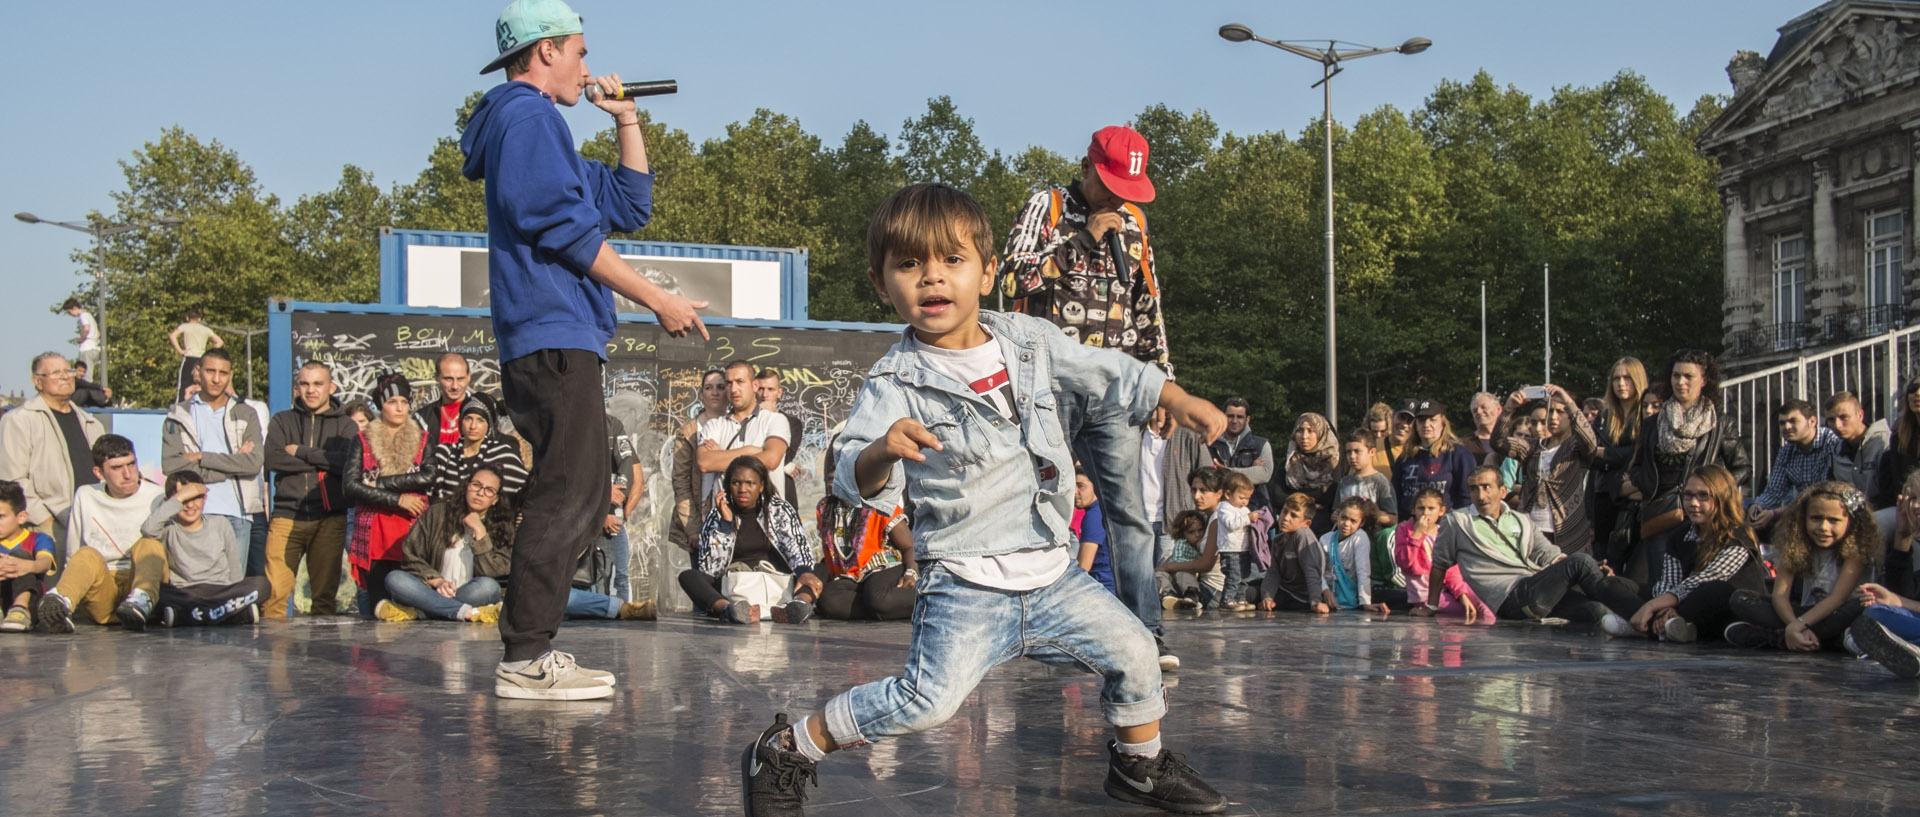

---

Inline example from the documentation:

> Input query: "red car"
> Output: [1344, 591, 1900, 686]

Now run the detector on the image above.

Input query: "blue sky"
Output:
[1, 0, 1814, 397]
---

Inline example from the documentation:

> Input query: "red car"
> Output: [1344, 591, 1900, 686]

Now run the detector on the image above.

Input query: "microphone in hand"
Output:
[585, 80, 678, 101]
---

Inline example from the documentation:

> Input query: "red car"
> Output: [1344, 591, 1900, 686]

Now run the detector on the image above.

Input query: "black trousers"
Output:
[1730, 587, 1866, 650]
[159, 577, 270, 626]
[500, 349, 609, 662]
[816, 565, 917, 621]
[1, 574, 44, 607]
[1497, 554, 1614, 622]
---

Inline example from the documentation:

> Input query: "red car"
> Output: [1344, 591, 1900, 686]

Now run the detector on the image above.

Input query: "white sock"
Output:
[1116, 735, 1162, 759]
[457, 604, 476, 621]
[787, 716, 828, 762]
[498, 658, 534, 672]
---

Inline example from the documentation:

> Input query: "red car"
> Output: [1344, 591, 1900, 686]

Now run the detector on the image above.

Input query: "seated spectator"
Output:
[377, 468, 514, 623]
[428, 402, 528, 504]
[1825, 392, 1888, 497]
[816, 450, 916, 621]
[0, 481, 55, 631]
[1156, 509, 1216, 610]
[1747, 399, 1841, 534]
[1727, 482, 1877, 651]
[1260, 492, 1330, 613]
[1849, 580, 1920, 678]
[140, 471, 271, 627]
[1391, 400, 1479, 517]
[1393, 488, 1490, 622]
[1491, 385, 1596, 555]
[1072, 472, 1115, 594]
[1420, 466, 1614, 624]
[1882, 471, 1920, 598]
[1323, 497, 1390, 615]
[345, 372, 433, 616]
[1597, 465, 1766, 643]
[679, 456, 819, 624]
[1212, 472, 1256, 610]
[1159, 470, 1227, 609]
[38, 434, 167, 632]
[70, 361, 113, 409]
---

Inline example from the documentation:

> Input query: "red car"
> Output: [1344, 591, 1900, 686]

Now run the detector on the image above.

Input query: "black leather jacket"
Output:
[1627, 409, 1751, 500]
[342, 429, 437, 510]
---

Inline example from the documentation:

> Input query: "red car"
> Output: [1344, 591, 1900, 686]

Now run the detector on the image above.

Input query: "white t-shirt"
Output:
[1213, 503, 1251, 553]
[76, 311, 99, 352]
[909, 333, 1071, 591]
[1530, 442, 1561, 533]
[1140, 429, 1168, 525]
[440, 534, 476, 589]
[697, 409, 791, 501]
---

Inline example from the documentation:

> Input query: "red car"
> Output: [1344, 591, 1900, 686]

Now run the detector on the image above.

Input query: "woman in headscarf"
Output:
[1277, 412, 1339, 532]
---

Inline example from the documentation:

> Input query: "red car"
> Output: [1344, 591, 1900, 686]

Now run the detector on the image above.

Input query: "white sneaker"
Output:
[495, 652, 615, 700]
[1662, 616, 1698, 643]
[1600, 612, 1637, 638]
[550, 650, 615, 685]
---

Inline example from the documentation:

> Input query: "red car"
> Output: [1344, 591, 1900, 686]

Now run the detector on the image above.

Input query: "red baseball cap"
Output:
[1087, 125, 1155, 203]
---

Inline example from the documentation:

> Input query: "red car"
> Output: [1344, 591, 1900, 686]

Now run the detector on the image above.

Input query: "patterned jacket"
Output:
[997, 182, 1171, 376]
[695, 494, 815, 576]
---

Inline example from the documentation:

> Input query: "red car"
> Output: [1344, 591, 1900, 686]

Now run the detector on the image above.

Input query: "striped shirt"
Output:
[429, 437, 528, 503]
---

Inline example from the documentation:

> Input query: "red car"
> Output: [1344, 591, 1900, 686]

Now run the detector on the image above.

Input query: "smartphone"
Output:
[1522, 385, 1548, 400]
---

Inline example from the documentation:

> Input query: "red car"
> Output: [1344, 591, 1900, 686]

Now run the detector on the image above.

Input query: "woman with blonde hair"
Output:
[1592, 358, 1647, 564]
[1389, 401, 1480, 517]
[1364, 402, 1396, 472]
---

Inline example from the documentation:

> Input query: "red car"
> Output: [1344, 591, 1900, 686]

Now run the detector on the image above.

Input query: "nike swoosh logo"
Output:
[1117, 770, 1154, 793]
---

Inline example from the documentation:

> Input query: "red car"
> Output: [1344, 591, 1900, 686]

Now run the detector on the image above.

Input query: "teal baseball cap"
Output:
[481, 0, 585, 75]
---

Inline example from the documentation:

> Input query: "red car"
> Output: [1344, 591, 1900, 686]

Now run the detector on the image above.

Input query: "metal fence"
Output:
[1721, 325, 1920, 495]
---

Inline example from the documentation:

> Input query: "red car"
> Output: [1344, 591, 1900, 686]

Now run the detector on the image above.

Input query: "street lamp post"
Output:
[15, 212, 183, 391]
[1218, 24, 1429, 424]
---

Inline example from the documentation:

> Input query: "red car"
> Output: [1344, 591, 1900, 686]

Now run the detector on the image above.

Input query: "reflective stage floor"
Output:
[6, 609, 1920, 816]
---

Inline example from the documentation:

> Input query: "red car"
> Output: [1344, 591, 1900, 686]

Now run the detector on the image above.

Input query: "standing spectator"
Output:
[1873, 377, 1920, 510]
[63, 299, 100, 376]
[140, 471, 271, 627]
[1277, 412, 1339, 530]
[1390, 400, 1479, 516]
[1746, 399, 1840, 534]
[0, 481, 55, 632]
[262, 362, 356, 618]
[1364, 402, 1396, 473]
[69, 360, 112, 408]
[1627, 349, 1748, 559]
[416, 353, 504, 447]
[754, 367, 804, 507]
[1385, 400, 1418, 465]
[344, 372, 432, 616]
[168, 309, 223, 403]
[1825, 391, 1889, 498]
[161, 349, 264, 556]
[1334, 428, 1396, 518]
[696, 361, 790, 503]
[1210, 396, 1274, 512]
[1142, 405, 1211, 570]
[1491, 385, 1597, 555]
[1461, 392, 1502, 464]
[671, 369, 728, 552]
[428, 403, 529, 504]
[0, 352, 103, 551]
[1580, 397, 1605, 426]
[39, 435, 166, 632]
[1592, 357, 1648, 569]
[1416, 467, 1616, 624]
[601, 413, 644, 601]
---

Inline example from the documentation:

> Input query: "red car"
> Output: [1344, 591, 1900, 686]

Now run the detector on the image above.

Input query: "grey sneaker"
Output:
[115, 590, 152, 633]
[549, 651, 615, 686]
[37, 591, 74, 634]
[1599, 613, 1637, 639]
[773, 599, 814, 625]
[495, 651, 615, 700]
[1662, 616, 1698, 643]
[1850, 616, 1920, 679]
[726, 601, 757, 625]
[740, 712, 818, 816]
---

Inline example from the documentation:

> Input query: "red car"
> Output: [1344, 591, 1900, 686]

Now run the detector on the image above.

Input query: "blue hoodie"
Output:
[461, 81, 654, 362]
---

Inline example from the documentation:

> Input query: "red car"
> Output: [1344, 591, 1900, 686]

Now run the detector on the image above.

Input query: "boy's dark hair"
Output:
[1187, 467, 1225, 492]
[1223, 472, 1254, 495]
[866, 183, 995, 280]
[1223, 396, 1250, 412]
[1170, 509, 1208, 540]
[186, 308, 204, 320]
[755, 367, 780, 382]
[1776, 398, 1816, 421]
[165, 469, 205, 498]
[1581, 396, 1605, 414]
[1344, 427, 1377, 449]
[505, 34, 572, 77]
[0, 480, 24, 516]
[91, 434, 136, 468]
[201, 347, 233, 366]
[62, 298, 81, 311]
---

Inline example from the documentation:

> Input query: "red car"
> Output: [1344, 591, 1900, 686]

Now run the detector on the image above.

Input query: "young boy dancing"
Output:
[740, 183, 1229, 815]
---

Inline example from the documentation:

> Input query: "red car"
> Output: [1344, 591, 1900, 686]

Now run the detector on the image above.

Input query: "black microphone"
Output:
[1107, 229, 1133, 290]
[585, 80, 678, 101]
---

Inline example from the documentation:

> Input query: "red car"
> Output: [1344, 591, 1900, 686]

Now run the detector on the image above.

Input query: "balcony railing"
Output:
[1728, 305, 1908, 358]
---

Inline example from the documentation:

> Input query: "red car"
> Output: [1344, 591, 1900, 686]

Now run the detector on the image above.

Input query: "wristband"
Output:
[616, 117, 641, 128]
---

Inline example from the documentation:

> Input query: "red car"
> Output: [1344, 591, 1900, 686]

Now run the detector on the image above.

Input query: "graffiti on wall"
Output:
[291, 310, 900, 606]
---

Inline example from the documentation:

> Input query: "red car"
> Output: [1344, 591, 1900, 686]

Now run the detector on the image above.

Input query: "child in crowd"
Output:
[1261, 492, 1330, 613]
[1073, 472, 1116, 594]
[1158, 470, 1226, 609]
[1335, 428, 1397, 518]
[1213, 472, 1256, 610]
[1726, 481, 1877, 651]
[1323, 497, 1392, 615]
[0, 481, 54, 632]
[141, 472, 271, 627]
[1156, 509, 1217, 609]
[740, 183, 1228, 816]
[1392, 488, 1491, 622]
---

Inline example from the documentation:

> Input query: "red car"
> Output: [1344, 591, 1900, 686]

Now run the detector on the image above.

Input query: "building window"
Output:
[1866, 209, 1906, 333]
[1773, 233, 1807, 350]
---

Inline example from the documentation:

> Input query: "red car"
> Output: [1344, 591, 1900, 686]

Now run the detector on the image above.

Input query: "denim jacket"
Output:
[830, 311, 1167, 560]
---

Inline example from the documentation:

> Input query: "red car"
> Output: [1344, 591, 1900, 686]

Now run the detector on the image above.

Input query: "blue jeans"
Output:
[1061, 391, 1159, 636]
[246, 512, 268, 578]
[1866, 605, 1920, 643]
[216, 515, 253, 576]
[1151, 521, 1174, 565]
[604, 526, 631, 601]
[823, 562, 1165, 748]
[566, 587, 621, 619]
[384, 572, 501, 620]
[1219, 551, 1247, 606]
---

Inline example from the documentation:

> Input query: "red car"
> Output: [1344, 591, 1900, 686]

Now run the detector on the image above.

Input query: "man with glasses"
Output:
[1209, 396, 1274, 513]
[0, 353, 104, 553]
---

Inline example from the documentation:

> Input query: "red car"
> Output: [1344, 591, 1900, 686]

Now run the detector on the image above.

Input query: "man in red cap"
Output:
[999, 125, 1177, 672]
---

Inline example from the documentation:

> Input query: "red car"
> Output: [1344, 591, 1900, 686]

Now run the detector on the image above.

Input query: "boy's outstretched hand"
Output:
[1159, 383, 1227, 444]
[854, 418, 945, 498]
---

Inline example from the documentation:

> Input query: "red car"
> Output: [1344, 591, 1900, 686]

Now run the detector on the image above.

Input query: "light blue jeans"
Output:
[384, 573, 501, 620]
[823, 561, 1166, 748]
[1866, 604, 1920, 643]
[1061, 391, 1159, 637]
[566, 587, 621, 619]
[604, 527, 631, 601]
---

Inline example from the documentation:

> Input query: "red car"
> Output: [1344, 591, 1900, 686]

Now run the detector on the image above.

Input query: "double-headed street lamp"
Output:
[15, 211, 184, 391]
[1218, 23, 1429, 423]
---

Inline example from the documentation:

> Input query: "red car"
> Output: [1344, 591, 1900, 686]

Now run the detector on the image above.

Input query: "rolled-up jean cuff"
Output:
[1103, 687, 1169, 728]
[823, 690, 871, 750]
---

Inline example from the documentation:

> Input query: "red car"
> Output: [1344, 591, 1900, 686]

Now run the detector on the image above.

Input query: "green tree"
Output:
[810, 121, 905, 322]
[898, 96, 985, 188]
[283, 164, 394, 305]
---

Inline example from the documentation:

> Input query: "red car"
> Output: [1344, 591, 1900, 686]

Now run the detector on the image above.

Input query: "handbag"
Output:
[572, 540, 610, 594]
[720, 566, 791, 621]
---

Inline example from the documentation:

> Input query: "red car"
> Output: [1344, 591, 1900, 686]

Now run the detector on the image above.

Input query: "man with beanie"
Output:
[465, 0, 708, 701]
[998, 126, 1179, 671]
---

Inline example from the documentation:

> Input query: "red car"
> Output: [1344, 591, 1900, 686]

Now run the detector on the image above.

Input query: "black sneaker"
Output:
[1850, 616, 1920, 679]
[1156, 637, 1180, 672]
[1724, 621, 1781, 650]
[1104, 740, 1227, 814]
[741, 712, 818, 817]
[37, 592, 74, 634]
[115, 594, 151, 633]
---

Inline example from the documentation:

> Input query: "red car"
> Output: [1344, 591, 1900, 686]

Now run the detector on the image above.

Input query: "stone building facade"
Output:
[1699, 1, 1918, 370]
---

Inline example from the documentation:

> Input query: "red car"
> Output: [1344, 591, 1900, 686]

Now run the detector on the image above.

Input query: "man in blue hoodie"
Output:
[464, 0, 709, 701]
